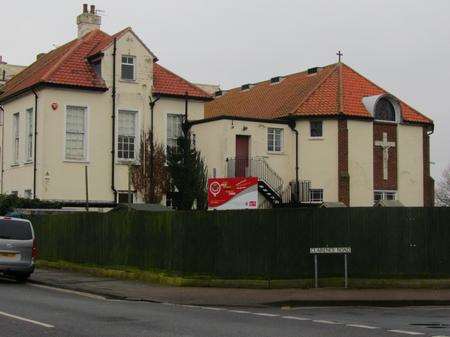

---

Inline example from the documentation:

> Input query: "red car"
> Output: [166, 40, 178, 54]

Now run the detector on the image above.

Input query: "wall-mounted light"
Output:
[243, 126, 248, 131]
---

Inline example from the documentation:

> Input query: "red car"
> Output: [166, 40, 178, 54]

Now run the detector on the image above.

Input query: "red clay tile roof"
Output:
[0, 30, 110, 101]
[205, 63, 432, 124]
[206, 65, 336, 120]
[153, 63, 211, 100]
[0, 28, 208, 102]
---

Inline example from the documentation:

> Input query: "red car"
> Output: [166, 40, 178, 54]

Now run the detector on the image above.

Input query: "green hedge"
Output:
[30, 207, 450, 279]
[0, 195, 62, 215]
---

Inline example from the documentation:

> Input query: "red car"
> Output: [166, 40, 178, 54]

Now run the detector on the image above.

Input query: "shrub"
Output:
[0, 194, 62, 215]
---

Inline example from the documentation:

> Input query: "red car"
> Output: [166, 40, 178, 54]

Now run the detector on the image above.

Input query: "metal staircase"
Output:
[226, 157, 283, 206]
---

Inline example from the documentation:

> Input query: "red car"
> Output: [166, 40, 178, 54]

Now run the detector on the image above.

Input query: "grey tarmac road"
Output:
[1, 278, 450, 337]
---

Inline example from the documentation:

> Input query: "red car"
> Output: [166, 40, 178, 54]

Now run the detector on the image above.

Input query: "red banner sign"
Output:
[208, 177, 258, 210]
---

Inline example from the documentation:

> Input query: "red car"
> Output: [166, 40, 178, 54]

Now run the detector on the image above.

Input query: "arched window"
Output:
[374, 97, 396, 122]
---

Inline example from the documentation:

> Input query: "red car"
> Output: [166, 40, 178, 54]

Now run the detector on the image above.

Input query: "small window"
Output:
[118, 192, 134, 204]
[267, 128, 283, 152]
[65, 106, 87, 161]
[12, 113, 19, 164]
[309, 189, 324, 203]
[121, 55, 135, 80]
[374, 191, 383, 202]
[118, 110, 137, 160]
[374, 98, 396, 122]
[310, 121, 323, 138]
[167, 114, 184, 150]
[26, 108, 33, 162]
[374, 190, 397, 203]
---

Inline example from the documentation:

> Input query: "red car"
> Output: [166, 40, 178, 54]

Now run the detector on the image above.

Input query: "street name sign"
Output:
[310, 247, 352, 254]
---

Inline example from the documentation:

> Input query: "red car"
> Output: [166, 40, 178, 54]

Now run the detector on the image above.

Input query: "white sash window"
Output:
[267, 127, 283, 152]
[65, 106, 87, 161]
[118, 110, 137, 160]
[167, 114, 183, 149]
[13, 113, 19, 164]
[26, 108, 33, 162]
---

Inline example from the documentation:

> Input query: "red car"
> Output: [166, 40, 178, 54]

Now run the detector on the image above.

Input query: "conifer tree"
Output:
[166, 122, 208, 210]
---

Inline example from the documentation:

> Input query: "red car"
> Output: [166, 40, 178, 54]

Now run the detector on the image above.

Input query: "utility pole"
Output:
[85, 166, 89, 212]
[149, 96, 160, 203]
[128, 164, 132, 204]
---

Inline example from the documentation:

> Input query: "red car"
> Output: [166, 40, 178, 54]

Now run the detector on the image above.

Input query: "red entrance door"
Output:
[235, 135, 250, 177]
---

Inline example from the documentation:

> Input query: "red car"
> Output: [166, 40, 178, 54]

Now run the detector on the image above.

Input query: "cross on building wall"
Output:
[375, 132, 396, 180]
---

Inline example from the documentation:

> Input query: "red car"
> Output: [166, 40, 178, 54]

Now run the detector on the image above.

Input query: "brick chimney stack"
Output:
[77, 4, 101, 38]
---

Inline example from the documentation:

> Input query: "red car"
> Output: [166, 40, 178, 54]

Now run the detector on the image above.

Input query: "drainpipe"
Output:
[32, 89, 38, 199]
[149, 95, 160, 202]
[183, 91, 190, 135]
[111, 37, 118, 203]
[0, 104, 4, 194]
[288, 118, 300, 204]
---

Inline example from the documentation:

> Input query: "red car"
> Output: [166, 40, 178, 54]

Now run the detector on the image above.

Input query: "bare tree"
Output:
[131, 131, 169, 203]
[436, 164, 450, 206]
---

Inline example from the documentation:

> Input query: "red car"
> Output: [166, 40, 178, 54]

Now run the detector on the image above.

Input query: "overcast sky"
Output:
[1, 0, 449, 179]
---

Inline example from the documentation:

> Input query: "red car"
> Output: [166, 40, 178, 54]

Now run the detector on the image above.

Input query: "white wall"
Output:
[348, 120, 374, 206]
[193, 119, 295, 186]
[397, 124, 423, 206]
[296, 119, 339, 202]
[0, 92, 35, 197]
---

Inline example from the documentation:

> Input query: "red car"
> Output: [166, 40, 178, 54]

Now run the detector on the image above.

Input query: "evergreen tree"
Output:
[167, 123, 208, 210]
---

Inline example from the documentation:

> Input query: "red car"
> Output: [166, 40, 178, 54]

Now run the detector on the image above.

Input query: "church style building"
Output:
[192, 62, 434, 207]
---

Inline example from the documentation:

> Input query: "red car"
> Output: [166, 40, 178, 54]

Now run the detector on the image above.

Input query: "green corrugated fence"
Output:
[30, 207, 450, 279]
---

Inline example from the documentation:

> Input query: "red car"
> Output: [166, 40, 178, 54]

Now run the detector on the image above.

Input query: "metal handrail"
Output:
[226, 157, 283, 194]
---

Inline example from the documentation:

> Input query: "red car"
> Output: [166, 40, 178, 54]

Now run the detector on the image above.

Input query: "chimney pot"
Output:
[77, 4, 101, 38]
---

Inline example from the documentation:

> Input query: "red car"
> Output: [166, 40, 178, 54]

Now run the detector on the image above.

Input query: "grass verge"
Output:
[36, 260, 450, 289]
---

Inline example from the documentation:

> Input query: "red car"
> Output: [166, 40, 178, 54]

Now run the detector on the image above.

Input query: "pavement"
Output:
[30, 267, 450, 308]
[1, 275, 450, 337]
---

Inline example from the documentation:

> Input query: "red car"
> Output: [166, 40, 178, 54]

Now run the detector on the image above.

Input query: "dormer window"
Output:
[362, 94, 402, 123]
[374, 97, 396, 122]
[92, 60, 101, 77]
[121, 55, 135, 80]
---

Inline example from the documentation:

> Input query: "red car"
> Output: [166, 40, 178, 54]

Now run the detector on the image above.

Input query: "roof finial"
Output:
[337, 50, 343, 63]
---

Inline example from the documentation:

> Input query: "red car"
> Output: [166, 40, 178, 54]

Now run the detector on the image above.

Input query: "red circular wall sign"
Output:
[51, 102, 58, 110]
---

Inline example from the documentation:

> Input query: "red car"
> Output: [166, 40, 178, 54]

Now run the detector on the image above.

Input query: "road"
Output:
[1, 278, 450, 337]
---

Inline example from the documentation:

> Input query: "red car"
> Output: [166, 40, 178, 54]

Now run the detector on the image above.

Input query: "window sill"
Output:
[117, 160, 140, 166]
[24, 160, 33, 165]
[63, 159, 90, 164]
[266, 151, 285, 156]
[309, 137, 324, 141]
[119, 79, 137, 84]
[10, 163, 20, 168]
